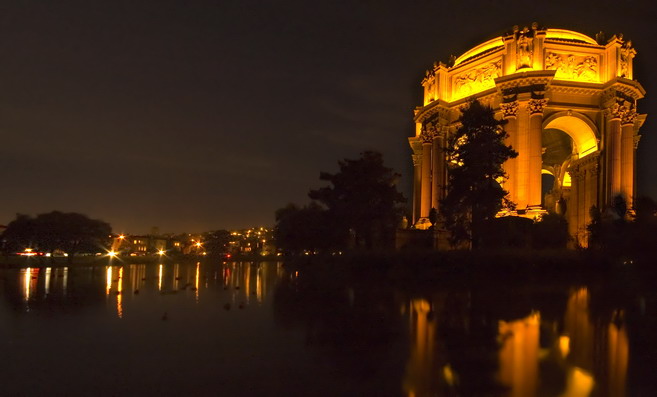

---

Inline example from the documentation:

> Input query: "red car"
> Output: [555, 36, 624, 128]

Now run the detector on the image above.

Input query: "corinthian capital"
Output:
[621, 108, 637, 126]
[606, 102, 630, 120]
[500, 101, 519, 119]
[420, 122, 438, 143]
[412, 154, 422, 166]
[527, 98, 548, 115]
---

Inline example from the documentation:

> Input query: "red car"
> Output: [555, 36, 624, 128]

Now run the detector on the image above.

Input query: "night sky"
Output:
[1, 0, 655, 234]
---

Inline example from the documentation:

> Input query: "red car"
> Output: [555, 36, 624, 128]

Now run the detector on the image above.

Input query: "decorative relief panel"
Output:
[545, 52, 599, 82]
[452, 60, 502, 99]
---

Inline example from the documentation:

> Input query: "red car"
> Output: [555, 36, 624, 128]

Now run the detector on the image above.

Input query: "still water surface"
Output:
[0, 261, 654, 396]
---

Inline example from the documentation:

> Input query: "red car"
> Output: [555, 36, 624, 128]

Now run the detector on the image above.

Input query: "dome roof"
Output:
[453, 28, 598, 67]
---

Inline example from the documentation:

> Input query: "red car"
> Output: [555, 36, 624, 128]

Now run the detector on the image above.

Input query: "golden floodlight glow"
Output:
[559, 335, 571, 357]
[453, 36, 504, 66]
[544, 116, 598, 159]
[545, 29, 598, 45]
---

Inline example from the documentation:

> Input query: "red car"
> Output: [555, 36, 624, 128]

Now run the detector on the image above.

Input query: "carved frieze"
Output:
[453, 60, 502, 98]
[527, 98, 548, 115]
[545, 52, 598, 82]
[500, 101, 519, 119]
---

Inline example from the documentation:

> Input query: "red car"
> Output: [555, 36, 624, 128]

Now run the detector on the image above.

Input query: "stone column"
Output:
[412, 154, 422, 224]
[578, 168, 587, 239]
[527, 98, 548, 208]
[607, 104, 623, 200]
[500, 101, 519, 205]
[420, 132, 433, 219]
[568, 164, 580, 239]
[586, 161, 599, 228]
[515, 102, 530, 209]
[431, 129, 444, 212]
[620, 109, 637, 206]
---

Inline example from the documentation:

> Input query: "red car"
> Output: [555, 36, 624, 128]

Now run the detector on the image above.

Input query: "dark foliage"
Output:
[202, 229, 231, 255]
[587, 195, 657, 256]
[2, 211, 111, 257]
[441, 100, 518, 248]
[275, 151, 405, 254]
[309, 151, 406, 249]
[274, 202, 344, 254]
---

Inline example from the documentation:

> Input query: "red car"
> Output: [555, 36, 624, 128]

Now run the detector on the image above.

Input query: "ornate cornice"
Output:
[414, 102, 450, 124]
[528, 98, 549, 115]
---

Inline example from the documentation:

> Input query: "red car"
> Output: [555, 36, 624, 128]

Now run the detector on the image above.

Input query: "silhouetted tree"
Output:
[309, 151, 406, 249]
[2, 211, 111, 259]
[441, 100, 517, 248]
[532, 213, 569, 249]
[274, 202, 343, 254]
[203, 229, 231, 255]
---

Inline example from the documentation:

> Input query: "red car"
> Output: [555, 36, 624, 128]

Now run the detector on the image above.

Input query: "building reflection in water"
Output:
[403, 298, 454, 397]
[401, 286, 630, 397]
[498, 311, 540, 397]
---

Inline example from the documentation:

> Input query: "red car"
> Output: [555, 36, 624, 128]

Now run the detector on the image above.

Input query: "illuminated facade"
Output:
[410, 24, 647, 243]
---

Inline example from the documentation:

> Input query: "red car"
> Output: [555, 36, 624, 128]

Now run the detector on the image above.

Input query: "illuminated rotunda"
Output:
[409, 24, 646, 244]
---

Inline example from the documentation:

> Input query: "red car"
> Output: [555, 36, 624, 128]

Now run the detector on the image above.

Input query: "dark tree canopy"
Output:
[309, 151, 406, 250]
[274, 151, 405, 253]
[441, 99, 518, 248]
[274, 202, 342, 254]
[202, 229, 231, 255]
[2, 211, 112, 256]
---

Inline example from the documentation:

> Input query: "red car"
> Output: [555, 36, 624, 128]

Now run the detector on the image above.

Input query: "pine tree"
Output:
[441, 99, 518, 248]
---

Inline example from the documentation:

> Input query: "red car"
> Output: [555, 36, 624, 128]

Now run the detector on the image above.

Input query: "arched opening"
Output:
[542, 129, 573, 212]
[541, 113, 598, 214]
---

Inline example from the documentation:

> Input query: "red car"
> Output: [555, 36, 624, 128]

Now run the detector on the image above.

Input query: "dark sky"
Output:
[1, 0, 655, 234]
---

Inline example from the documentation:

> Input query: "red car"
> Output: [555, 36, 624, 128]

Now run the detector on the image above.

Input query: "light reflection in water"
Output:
[195, 262, 200, 302]
[44, 268, 51, 296]
[498, 311, 540, 397]
[158, 264, 163, 291]
[106, 266, 112, 295]
[61, 267, 67, 295]
[117, 267, 123, 319]
[403, 299, 440, 397]
[23, 267, 32, 301]
[256, 266, 263, 303]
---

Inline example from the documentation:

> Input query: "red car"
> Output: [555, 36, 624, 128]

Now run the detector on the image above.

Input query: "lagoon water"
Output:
[1, 260, 655, 396]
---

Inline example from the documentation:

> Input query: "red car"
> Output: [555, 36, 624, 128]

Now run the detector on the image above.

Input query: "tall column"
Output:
[500, 102, 519, 205]
[527, 98, 548, 208]
[431, 132, 444, 212]
[620, 109, 637, 206]
[568, 165, 579, 239]
[515, 102, 530, 209]
[412, 154, 422, 224]
[420, 132, 433, 219]
[586, 161, 599, 229]
[606, 104, 623, 200]
[578, 169, 587, 242]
